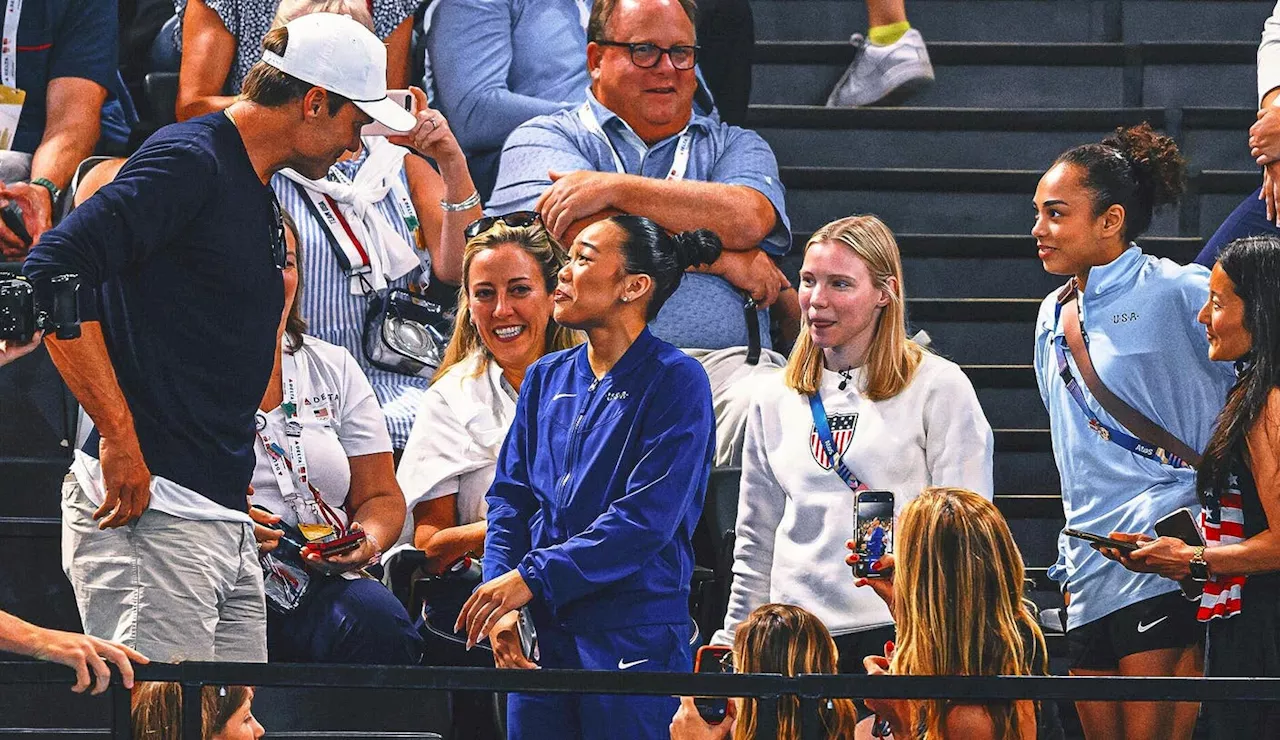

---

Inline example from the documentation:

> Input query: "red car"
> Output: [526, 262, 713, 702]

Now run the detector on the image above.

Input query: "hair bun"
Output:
[671, 229, 723, 270]
[1103, 122, 1186, 210]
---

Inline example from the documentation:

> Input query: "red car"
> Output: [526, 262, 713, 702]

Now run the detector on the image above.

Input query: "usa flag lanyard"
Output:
[808, 391, 867, 493]
[256, 348, 346, 532]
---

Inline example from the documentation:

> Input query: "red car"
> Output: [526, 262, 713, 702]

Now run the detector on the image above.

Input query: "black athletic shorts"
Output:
[1066, 590, 1203, 672]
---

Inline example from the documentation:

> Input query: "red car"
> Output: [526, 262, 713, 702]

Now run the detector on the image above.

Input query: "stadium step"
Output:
[778, 166, 1257, 238]
[751, 0, 1274, 44]
[751, 41, 1256, 108]
[750, 106, 1257, 171]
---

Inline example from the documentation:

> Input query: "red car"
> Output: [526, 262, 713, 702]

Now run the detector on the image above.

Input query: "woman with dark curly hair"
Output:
[1031, 124, 1236, 740]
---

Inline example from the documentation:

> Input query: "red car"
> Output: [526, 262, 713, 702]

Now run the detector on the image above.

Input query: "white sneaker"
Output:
[825, 29, 935, 107]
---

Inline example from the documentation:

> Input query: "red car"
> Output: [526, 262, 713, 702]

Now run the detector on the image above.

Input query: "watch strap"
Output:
[31, 177, 61, 206]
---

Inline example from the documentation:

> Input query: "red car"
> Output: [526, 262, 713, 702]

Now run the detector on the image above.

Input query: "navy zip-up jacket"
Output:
[484, 328, 715, 631]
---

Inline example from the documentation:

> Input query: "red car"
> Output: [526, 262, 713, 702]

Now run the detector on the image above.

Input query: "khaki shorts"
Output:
[61, 475, 267, 663]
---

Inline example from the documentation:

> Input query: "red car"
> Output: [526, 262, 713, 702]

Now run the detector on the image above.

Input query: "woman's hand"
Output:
[454, 568, 534, 649]
[302, 522, 381, 575]
[388, 88, 465, 165]
[1099, 533, 1196, 581]
[847, 541, 896, 613]
[490, 611, 539, 669]
[862, 642, 910, 734]
[248, 505, 282, 554]
[669, 695, 737, 740]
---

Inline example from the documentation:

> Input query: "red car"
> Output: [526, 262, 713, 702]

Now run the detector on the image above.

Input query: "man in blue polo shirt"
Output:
[23, 13, 424, 664]
[0, 0, 131, 259]
[488, 0, 797, 465]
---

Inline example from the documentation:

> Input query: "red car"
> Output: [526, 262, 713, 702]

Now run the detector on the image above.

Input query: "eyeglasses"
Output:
[594, 41, 699, 70]
[464, 211, 541, 240]
[269, 193, 287, 270]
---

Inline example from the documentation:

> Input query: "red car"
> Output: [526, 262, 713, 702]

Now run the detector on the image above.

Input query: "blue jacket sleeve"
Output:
[428, 0, 578, 154]
[516, 359, 715, 609]
[482, 363, 540, 582]
[22, 138, 219, 320]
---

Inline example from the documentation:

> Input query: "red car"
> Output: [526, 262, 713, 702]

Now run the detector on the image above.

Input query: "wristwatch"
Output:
[1188, 545, 1210, 582]
[31, 177, 62, 208]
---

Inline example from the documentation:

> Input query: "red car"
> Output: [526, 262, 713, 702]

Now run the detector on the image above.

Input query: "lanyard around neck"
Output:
[3, 0, 23, 89]
[256, 347, 345, 530]
[576, 102, 693, 181]
[808, 391, 866, 493]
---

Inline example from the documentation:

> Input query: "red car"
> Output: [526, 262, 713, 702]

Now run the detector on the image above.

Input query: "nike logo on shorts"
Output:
[553, 393, 576, 400]
[618, 658, 649, 670]
[1137, 615, 1169, 633]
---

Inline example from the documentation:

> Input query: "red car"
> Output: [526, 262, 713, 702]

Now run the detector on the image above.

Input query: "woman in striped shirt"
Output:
[272, 91, 480, 451]
[1107, 235, 1280, 738]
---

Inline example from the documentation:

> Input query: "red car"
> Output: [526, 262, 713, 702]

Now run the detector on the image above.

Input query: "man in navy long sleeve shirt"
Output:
[22, 13, 426, 663]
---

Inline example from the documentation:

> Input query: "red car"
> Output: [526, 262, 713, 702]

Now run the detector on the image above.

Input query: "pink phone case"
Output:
[361, 90, 418, 137]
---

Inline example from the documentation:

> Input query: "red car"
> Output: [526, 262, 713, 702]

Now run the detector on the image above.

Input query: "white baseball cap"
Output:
[260, 12, 417, 133]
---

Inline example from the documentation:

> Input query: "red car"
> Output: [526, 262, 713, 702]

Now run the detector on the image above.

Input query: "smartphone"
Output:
[1155, 508, 1207, 600]
[1063, 528, 1140, 554]
[517, 606, 539, 662]
[306, 529, 367, 558]
[361, 90, 417, 137]
[854, 490, 895, 578]
[694, 645, 733, 724]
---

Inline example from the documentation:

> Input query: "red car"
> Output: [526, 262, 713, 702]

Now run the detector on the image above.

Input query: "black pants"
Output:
[1202, 576, 1280, 739]
[695, 0, 754, 125]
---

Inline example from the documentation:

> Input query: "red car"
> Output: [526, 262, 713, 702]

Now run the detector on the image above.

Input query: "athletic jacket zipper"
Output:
[557, 378, 601, 503]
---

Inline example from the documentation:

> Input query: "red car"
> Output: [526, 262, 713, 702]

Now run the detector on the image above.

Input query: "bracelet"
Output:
[31, 177, 61, 207]
[439, 191, 480, 212]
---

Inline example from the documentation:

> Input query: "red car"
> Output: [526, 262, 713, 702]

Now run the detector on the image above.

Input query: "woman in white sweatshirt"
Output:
[712, 214, 993, 673]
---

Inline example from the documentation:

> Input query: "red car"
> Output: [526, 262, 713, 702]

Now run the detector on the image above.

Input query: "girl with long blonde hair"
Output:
[854, 487, 1057, 740]
[712, 215, 993, 680]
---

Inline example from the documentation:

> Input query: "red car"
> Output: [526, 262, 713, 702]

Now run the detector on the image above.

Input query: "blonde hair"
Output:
[731, 604, 859, 740]
[131, 682, 252, 740]
[433, 222, 580, 382]
[783, 215, 923, 400]
[890, 488, 1048, 740]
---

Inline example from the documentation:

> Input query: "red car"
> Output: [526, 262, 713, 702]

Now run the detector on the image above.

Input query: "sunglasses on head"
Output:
[269, 193, 287, 270]
[464, 211, 541, 240]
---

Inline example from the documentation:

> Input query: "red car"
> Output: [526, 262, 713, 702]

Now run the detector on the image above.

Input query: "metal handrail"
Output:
[6, 661, 1280, 739]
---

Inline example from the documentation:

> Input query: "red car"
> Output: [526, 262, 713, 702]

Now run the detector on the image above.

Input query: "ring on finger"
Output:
[430, 117, 440, 131]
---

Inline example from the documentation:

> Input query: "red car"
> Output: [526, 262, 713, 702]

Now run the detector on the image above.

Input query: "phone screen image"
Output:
[855, 496, 894, 578]
[694, 646, 733, 724]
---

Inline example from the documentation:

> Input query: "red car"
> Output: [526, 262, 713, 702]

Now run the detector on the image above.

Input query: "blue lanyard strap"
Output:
[808, 390, 866, 492]
[1052, 298, 1192, 470]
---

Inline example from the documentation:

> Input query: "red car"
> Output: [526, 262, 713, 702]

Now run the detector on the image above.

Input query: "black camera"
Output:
[0, 272, 81, 342]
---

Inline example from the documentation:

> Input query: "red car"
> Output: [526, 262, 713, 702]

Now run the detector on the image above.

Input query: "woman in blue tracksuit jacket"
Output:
[1032, 124, 1235, 740]
[456, 214, 721, 740]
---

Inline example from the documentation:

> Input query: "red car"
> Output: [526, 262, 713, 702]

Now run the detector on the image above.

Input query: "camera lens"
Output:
[391, 318, 431, 354]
